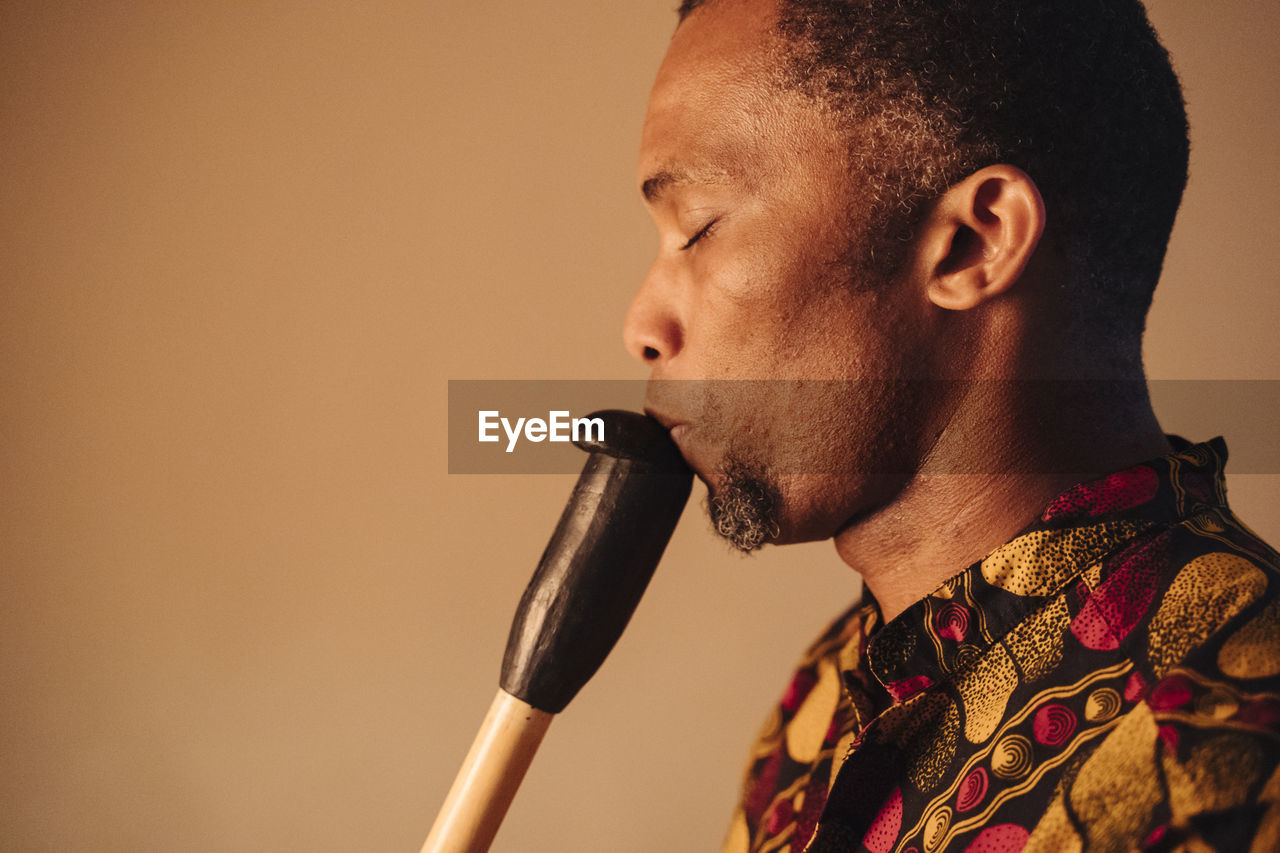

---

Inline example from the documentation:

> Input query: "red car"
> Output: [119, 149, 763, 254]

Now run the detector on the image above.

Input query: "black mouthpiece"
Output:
[499, 410, 692, 713]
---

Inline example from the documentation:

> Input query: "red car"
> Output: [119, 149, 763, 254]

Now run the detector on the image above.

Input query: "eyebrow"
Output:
[640, 165, 732, 204]
[641, 169, 685, 204]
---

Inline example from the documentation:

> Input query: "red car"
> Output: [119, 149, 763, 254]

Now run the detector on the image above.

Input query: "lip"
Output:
[644, 406, 690, 447]
[646, 406, 710, 486]
[644, 406, 680, 432]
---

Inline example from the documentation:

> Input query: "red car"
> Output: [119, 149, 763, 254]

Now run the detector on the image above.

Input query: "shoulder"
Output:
[1147, 508, 1280, 681]
[1023, 511, 1280, 850]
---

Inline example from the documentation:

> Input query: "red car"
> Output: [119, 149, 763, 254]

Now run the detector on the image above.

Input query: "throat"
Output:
[834, 472, 1077, 623]
[833, 380, 1171, 625]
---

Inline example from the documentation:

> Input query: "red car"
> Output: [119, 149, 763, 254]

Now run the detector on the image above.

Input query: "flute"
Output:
[423, 410, 692, 852]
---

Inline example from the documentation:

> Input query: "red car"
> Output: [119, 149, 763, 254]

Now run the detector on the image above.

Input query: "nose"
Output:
[623, 262, 683, 366]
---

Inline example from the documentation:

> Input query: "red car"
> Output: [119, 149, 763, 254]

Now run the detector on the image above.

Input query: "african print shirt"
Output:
[722, 438, 1280, 853]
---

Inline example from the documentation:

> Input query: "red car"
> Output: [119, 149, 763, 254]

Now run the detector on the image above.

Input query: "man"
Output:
[624, 0, 1280, 850]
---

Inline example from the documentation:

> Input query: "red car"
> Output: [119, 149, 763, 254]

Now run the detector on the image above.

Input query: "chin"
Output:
[703, 466, 781, 553]
[702, 465, 861, 552]
[772, 472, 908, 548]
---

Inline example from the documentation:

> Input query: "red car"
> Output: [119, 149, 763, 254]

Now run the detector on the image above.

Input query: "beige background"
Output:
[1, 2, 1277, 851]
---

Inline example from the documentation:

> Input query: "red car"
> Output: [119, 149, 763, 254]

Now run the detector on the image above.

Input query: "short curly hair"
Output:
[677, 0, 1189, 346]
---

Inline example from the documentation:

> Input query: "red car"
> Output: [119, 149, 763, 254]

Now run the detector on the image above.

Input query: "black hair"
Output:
[678, 0, 1189, 346]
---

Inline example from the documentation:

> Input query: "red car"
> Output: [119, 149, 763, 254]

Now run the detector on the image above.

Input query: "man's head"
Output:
[627, 0, 1188, 552]
[677, 0, 1189, 334]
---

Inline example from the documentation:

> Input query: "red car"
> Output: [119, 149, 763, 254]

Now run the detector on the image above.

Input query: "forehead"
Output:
[638, 0, 797, 191]
[659, 0, 779, 88]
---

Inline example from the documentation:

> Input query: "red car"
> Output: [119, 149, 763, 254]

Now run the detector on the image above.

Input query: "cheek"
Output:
[696, 251, 853, 367]
[680, 266, 784, 375]
[761, 378, 935, 542]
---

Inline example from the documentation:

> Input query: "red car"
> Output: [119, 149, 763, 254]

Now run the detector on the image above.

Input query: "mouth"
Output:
[644, 406, 684, 439]
[645, 407, 734, 497]
[644, 406, 695, 464]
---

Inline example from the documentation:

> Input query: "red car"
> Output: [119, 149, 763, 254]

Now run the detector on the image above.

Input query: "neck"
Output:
[833, 376, 1170, 624]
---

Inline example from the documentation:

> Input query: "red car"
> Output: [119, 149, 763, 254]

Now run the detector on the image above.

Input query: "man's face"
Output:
[627, 0, 944, 548]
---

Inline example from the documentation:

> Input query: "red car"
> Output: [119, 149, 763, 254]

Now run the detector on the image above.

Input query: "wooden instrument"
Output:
[422, 410, 692, 852]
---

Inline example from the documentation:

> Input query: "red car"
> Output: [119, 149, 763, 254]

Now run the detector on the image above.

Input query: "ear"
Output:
[917, 165, 1046, 311]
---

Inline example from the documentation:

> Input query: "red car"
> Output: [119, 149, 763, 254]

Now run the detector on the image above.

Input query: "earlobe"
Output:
[924, 165, 1046, 312]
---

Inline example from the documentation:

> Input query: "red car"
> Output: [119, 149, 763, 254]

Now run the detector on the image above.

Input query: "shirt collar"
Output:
[851, 436, 1230, 703]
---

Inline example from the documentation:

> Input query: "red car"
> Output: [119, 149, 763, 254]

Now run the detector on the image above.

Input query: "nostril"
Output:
[643, 346, 660, 361]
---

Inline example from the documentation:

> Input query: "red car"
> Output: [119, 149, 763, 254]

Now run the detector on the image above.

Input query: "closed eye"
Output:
[681, 218, 719, 251]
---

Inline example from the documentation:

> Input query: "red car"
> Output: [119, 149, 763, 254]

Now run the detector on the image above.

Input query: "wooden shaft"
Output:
[421, 689, 553, 853]
[423, 412, 689, 851]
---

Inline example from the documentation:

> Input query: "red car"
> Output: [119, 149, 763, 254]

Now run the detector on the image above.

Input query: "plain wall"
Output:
[1, 2, 1277, 850]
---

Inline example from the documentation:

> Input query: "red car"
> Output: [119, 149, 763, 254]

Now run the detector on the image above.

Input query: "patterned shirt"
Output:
[722, 438, 1280, 853]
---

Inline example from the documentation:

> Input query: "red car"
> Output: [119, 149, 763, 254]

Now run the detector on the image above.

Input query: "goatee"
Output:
[707, 458, 782, 553]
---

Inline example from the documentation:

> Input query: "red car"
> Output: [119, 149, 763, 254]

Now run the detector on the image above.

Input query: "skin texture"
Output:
[626, 0, 1172, 622]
